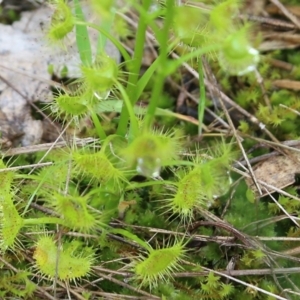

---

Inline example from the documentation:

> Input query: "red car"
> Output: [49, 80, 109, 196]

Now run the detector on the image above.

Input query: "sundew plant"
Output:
[1, 0, 300, 299]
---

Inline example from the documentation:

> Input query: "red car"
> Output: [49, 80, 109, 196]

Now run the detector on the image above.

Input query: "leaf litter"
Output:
[246, 149, 300, 197]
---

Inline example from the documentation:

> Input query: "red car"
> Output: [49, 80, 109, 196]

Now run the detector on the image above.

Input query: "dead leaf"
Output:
[245, 153, 300, 197]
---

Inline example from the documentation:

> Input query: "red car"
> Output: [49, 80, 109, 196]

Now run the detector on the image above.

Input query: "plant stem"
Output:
[73, 0, 92, 66]
[143, 0, 174, 130]
[96, 9, 116, 54]
[90, 110, 107, 140]
[117, 0, 152, 137]
[79, 21, 131, 66]
[115, 82, 139, 139]
[24, 217, 66, 226]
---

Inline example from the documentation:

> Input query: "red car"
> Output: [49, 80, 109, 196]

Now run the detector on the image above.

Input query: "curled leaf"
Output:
[218, 26, 259, 75]
[132, 239, 186, 289]
[33, 236, 94, 281]
[48, 0, 74, 42]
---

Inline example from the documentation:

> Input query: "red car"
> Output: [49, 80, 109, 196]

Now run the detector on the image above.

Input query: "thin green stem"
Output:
[77, 21, 131, 64]
[136, 56, 161, 99]
[73, 0, 92, 66]
[89, 109, 107, 140]
[135, 39, 177, 101]
[166, 44, 221, 76]
[115, 81, 139, 139]
[24, 217, 65, 226]
[117, 0, 152, 137]
[143, 1, 174, 130]
[96, 9, 116, 54]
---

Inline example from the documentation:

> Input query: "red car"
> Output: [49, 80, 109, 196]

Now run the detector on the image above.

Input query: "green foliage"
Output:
[81, 53, 119, 94]
[72, 146, 128, 188]
[132, 238, 186, 289]
[199, 272, 234, 299]
[0, 271, 36, 298]
[172, 0, 259, 75]
[50, 193, 98, 232]
[120, 129, 183, 177]
[256, 104, 285, 127]
[269, 192, 300, 215]
[48, 0, 74, 43]
[0, 159, 14, 193]
[90, 0, 114, 20]
[53, 93, 89, 118]
[163, 142, 233, 222]
[0, 193, 24, 251]
[241, 249, 266, 268]
[0, 160, 23, 251]
[33, 236, 94, 281]
[2, 0, 299, 298]
[238, 120, 250, 133]
[218, 25, 260, 75]
[209, 0, 239, 33]
[173, 5, 210, 48]
[236, 88, 261, 108]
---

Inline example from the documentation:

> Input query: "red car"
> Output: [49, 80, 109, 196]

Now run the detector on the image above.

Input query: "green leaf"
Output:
[73, 0, 92, 66]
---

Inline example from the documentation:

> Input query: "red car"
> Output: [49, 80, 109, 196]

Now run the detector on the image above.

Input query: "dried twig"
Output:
[269, 0, 300, 29]
[241, 14, 296, 30]
[1, 137, 98, 157]
[174, 267, 300, 278]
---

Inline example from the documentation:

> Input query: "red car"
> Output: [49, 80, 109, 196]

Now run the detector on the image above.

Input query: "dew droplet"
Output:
[94, 90, 110, 100]
[212, 171, 232, 198]
[136, 156, 161, 177]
